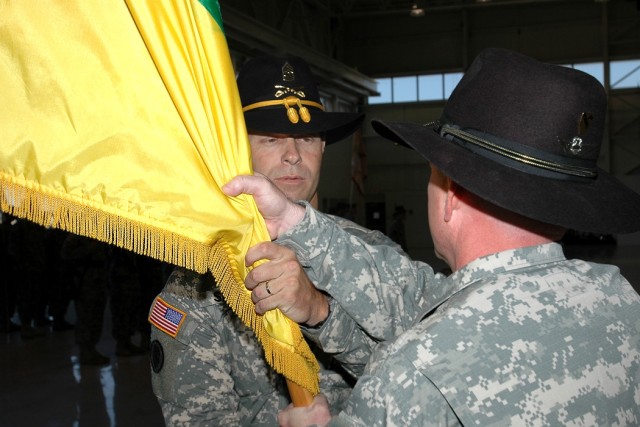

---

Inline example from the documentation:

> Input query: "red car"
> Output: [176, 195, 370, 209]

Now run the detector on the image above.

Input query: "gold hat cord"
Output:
[242, 96, 324, 124]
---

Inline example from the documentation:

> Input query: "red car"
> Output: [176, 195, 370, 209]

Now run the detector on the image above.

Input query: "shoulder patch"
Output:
[148, 296, 187, 337]
[150, 340, 164, 373]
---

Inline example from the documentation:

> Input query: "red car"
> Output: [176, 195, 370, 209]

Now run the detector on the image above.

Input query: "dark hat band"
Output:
[437, 121, 598, 181]
[243, 96, 324, 125]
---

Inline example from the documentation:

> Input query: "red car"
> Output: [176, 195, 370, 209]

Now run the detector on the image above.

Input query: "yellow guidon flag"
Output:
[0, 0, 318, 403]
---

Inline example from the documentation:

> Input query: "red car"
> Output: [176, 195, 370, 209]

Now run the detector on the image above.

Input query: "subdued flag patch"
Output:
[149, 297, 186, 338]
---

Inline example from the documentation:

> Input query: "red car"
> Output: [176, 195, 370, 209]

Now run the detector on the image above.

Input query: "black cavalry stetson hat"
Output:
[372, 48, 640, 234]
[237, 55, 364, 144]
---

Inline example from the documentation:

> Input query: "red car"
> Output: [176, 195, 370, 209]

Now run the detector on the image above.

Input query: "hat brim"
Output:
[244, 109, 364, 144]
[372, 120, 640, 234]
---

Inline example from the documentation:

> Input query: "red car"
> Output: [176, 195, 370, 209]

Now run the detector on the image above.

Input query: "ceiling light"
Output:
[410, 2, 425, 17]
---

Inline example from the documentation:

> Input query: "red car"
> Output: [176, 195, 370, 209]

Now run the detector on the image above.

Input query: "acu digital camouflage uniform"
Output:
[282, 206, 640, 426]
[149, 215, 403, 426]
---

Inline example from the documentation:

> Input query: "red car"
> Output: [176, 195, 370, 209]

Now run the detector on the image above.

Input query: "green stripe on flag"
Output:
[198, 0, 224, 32]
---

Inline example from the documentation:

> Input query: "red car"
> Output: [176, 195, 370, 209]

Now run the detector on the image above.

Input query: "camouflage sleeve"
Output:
[150, 269, 287, 426]
[304, 297, 376, 378]
[328, 215, 405, 253]
[328, 340, 461, 427]
[151, 307, 244, 425]
[279, 204, 446, 370]
[314, 342, 356, 414]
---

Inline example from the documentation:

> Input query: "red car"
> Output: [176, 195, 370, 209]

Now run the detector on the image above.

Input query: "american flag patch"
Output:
[149, 297, 186, 338]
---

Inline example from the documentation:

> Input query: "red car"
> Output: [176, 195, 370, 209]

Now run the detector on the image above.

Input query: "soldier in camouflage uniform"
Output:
[225, 48, 640, 426]
[149, 56, 404, 426]
[109, 247, 145, 356]
[61, 233, 112, 365]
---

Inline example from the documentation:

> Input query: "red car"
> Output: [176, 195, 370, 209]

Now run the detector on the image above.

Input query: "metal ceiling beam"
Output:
[337, 0, 593, 18]
[220, 6, 378, 98]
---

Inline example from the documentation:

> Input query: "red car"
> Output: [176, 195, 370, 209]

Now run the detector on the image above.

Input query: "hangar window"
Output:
[369, 58, 640, 105]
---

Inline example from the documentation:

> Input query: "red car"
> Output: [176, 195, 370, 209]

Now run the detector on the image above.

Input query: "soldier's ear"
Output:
[444, 177, 457, 223]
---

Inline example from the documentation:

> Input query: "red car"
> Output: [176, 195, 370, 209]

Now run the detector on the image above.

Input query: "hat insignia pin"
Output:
[274, 85, 306, 99]
[271, 85, 311, 124]
[282, 62, 295, 81]
[561, 112, 593, 155]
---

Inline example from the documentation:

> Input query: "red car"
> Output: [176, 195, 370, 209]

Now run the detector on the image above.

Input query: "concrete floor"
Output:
[1, 306, 164, 427]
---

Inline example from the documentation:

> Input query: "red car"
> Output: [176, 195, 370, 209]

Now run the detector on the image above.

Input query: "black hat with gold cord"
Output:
[237, 55, 364, 144]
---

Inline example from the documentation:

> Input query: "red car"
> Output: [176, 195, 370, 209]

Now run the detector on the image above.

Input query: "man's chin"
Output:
[277, 187, 309, 203]
[286, 193, 308, 202]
